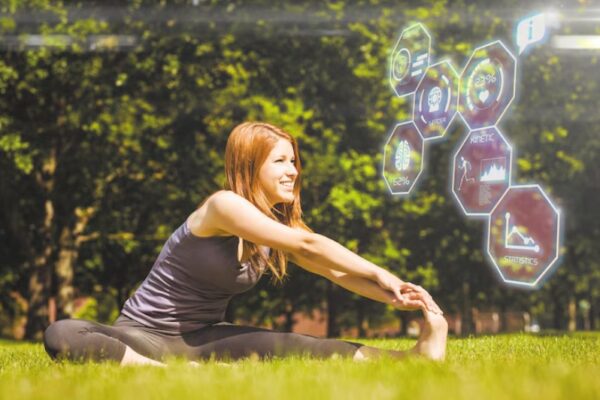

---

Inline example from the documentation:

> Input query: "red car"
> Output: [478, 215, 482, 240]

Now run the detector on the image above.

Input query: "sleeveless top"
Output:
[121, 220, 269, 332]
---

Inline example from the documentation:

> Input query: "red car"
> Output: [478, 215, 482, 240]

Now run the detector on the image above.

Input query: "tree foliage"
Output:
[0, 0, 598, 339]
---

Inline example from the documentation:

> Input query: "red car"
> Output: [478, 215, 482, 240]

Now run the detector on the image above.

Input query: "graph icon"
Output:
[504, 212, 540, 253]
[480, 157, 507, 182]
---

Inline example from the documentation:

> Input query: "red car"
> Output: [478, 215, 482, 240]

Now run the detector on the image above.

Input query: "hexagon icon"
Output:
[487, 185, 562, 288]
[452, 127, 512, 216]
[389, 23, 431, 98]
[458, 41, 517, 130]
[383, 121, 425, 195]
[413, 60, 459, 141]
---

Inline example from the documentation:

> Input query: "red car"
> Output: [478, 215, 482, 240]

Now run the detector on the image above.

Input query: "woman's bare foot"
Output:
[411, 311, 448, 361]
[120, 345, 166, 367]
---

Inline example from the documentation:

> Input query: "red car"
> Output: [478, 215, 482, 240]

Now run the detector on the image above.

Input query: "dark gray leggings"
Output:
[43, 315, 363, 363]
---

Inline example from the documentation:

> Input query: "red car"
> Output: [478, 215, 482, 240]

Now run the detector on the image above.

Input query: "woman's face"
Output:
[258, 139, 298, 206]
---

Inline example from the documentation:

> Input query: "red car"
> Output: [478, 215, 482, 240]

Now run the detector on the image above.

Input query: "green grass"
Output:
[1, 333, 599, 400]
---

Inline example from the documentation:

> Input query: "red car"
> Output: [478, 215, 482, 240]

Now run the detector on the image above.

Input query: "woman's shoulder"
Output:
[198, 190, 244, 213]
[205, 190, 262, 216]
[208, 190, 246, 204]
[187, 191, 238, 238]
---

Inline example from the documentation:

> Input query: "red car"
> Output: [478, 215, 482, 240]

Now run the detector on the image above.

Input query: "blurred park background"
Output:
[0, 0, 598, 341]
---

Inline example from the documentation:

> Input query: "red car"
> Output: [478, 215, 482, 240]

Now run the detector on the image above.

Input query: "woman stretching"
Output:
[43, 122, 447, 365]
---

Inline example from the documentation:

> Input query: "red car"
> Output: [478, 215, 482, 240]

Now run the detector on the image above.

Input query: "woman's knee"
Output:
[44, 319, 132, 363]
[43, 319, 75, 360]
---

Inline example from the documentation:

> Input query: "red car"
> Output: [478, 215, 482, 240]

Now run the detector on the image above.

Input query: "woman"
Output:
[44, 122, 447, 366]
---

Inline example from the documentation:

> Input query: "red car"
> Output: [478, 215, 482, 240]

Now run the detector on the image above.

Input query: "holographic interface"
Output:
[389, 23, 431, 98]
[459, 41, 516, 130]
[413, 60, 459, 140]
[382, 18, 564, 288]
[382, 122, 425, 195]
[487, 185, 561, 288]
[452, 127, 512, 216]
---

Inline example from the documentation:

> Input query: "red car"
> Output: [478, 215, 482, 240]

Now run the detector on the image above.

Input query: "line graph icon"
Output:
[504, 212, 540, 253]
[487, 185, 561, 288]
[480, 157, 507, 182]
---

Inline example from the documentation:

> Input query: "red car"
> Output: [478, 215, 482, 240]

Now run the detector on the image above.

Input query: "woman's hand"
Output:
[389, 291, 444, 315]
[375, 270, 443, 315]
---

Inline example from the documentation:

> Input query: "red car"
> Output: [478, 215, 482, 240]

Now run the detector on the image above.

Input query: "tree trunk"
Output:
[553, 298, 564, 330]
[551, 281, 564, 330]
[326, 281, 340, 338]
[461, 281, 474, 336]
[499, 302, 508, 333]
[25, 199, 55, 340]
[54, 207, 94, 320]
[283, 300, 294, 332]
[590, 300, 597, 330]
[568, 297, 577, 332]
[582, 305, 591, 331]
[356, 300, 366, 338]
[54, 226, 76, 320]
[399, 312, 409, 336]
[24, 251, 53, 340]
[25, 151, 57, 340]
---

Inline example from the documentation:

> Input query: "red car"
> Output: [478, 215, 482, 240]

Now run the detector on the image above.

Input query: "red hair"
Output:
[223, 122, 312, 283]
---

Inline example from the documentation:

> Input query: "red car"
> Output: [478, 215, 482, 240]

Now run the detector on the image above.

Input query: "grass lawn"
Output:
[1, 333, 599, 400]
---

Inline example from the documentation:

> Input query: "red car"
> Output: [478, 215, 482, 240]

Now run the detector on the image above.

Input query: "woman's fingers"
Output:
[400, 285, 432, 306]
[377, 271, 443, 315]
[377, 272, 404, 304]
[404, 291, 429, 307]
[392, 293, 428, 312]
[392, 286, 403, 304]
[404, 291, 443, 315]
[400, 283, 443, 315]
[400, 282, 422, 292]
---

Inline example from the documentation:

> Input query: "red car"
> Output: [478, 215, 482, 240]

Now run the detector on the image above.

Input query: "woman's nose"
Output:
[287, 163, 298, 176]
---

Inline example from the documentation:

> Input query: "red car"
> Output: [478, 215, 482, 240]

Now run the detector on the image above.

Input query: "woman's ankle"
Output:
[353, 345, 409, 361]
[120, 346, 165, 367]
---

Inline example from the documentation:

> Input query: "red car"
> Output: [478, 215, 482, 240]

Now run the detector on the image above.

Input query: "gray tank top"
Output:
[121, 220, 269, 332]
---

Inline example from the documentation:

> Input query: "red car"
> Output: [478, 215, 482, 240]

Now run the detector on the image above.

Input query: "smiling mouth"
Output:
[280, 181, 294, 189]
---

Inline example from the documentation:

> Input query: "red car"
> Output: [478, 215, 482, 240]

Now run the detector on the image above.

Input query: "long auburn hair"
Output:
[221, 121, 311, 283]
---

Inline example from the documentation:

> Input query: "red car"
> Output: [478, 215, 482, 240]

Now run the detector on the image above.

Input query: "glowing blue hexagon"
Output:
[458, 41, 517, 130]
[486, 184, 562, 288]
[383, 121, 425, 195]
[451, 127, 512, 217]
[413, 60, 459, 141]
[389, 23, 432, 98]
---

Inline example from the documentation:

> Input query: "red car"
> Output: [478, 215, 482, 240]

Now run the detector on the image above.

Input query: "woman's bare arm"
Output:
[205, 191, 380, 279]
[205, 190, 441, 313]
[289, 253, 435, 313]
